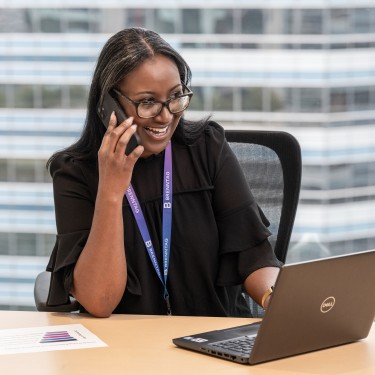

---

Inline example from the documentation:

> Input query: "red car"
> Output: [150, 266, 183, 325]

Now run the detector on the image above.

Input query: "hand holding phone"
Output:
[97, 91, 140, 155]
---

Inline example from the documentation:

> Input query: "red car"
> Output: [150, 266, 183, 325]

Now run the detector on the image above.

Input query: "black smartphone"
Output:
[97, 91, 140, 155]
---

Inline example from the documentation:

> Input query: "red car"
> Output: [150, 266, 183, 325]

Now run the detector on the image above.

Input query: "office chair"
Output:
[34, 129, 302, 315]
[225, 129, 302, 317]
[34, 269, 79, 312]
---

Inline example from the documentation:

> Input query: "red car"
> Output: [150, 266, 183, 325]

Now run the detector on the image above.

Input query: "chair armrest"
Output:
[34, 271, 79, 312]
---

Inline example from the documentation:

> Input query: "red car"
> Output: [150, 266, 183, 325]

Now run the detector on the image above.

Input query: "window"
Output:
[299, 88, 323, 112]
[352, 87, 371, 111]
[352, 8, 372, 33]
[0, 9, 35, 32]
[37, 9, 62, 33]
[0, 233, 9, 255]
[329, 43, 348, 49]
[182, 9, 201, 33]
[353, 162, 375, 187]
[27, 8, 101, 33]
[42, 164, 52, 183]
[330, 88, 347, 112]
[1, 159, 49, 183]
[100, 9, 124, 33]
[212, 87, 234, 111]
[0, 84, 6, 107]
[328, 164, 351, 189]
[37, 233, 56, 257]
[241, 87, 263, 111]
[283, 9, 295, 34]
[187, 86, 204, 111]
[330, 240, 362, 256]
[126, 9, 147, 28]
[155, 9, 178, 33]
[14, 159, 37, 182]
[14, 85, 34, 108]
[42, 85, 62, 108]
[264, 9, 282, 34]
[1, 84, 89, 109]
[203, 9, 234, 34]
[301, 165, 326, 190]
[17, 233, 37, 256]
[330, 9, 350, 34]
[241, 9, 263, 34]
[69, 85, 88, 108]
[0, 233, 56, 256]
[65, 9, 99, 33]
[300, 9, 324, 34]
[0, 159, 7, 181]
[198, 86, 213, 111]
[268, 88, 293, 112]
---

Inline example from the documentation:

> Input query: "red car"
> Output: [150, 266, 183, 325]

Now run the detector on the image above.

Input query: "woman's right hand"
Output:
[97, 112, 144, 200]
[72, 112, 143, 317]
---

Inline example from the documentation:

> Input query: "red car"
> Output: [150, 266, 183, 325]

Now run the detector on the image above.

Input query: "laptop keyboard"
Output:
[210, 335, 256, 355]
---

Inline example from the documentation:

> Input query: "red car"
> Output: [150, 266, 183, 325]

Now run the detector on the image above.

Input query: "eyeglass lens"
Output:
[138, 95, 191, 118]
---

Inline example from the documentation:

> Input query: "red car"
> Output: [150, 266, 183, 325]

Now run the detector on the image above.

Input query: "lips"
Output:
[144, 126, 168, 137]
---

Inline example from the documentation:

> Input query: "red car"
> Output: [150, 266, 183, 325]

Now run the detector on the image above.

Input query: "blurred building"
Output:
[0, 0, 375, 309]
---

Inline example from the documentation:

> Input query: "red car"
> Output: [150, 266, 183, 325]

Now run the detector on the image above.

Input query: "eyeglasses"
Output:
[113, 83, 193, 119]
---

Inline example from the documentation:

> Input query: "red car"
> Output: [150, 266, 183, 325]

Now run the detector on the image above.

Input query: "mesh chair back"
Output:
[228, 142, 282, 255]
[225, 130, 301, 263]
[226, 130, 301, 317]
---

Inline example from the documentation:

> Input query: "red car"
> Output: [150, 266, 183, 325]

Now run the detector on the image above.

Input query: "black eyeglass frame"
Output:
[112, 83, 193, 119]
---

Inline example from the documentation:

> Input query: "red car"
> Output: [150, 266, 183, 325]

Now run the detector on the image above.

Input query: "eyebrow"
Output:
[133, 83, 182, 97]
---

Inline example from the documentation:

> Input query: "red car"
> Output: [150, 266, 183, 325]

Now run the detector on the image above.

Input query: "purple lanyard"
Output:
[125, 142, 173, 315]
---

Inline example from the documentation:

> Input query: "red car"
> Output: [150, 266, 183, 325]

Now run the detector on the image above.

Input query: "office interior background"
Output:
[0, 0, 374, 310]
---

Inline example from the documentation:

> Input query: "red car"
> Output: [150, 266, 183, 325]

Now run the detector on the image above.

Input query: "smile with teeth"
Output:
[144, 126, 168, 137]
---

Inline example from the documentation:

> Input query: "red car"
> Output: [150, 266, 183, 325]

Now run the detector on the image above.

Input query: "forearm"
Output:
[244, 266, 280, 310]
[72, 193, 127, 317]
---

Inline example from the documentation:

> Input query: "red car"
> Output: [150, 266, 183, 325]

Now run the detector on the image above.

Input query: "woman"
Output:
[46, 28, 280, 318]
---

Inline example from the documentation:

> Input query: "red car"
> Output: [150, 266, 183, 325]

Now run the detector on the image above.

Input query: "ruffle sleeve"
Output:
[204, 122, 282, 286]
[215, 201, 281, 286]
[46, 230, 89, 306]
[46, 229, 142, 307]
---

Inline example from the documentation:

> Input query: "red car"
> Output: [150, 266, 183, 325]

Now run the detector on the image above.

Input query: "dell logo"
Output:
[320, 296, 335, 313]
[183, 336, 208, 343]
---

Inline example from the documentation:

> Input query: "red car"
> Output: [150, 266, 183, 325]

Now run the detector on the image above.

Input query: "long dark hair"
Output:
[47, 27, 196, 167]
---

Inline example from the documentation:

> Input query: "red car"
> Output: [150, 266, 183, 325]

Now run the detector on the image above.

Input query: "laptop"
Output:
[173, 250, 375, 365]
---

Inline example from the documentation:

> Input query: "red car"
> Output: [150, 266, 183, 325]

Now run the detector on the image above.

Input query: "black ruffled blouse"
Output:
[46, 120, 281, 316]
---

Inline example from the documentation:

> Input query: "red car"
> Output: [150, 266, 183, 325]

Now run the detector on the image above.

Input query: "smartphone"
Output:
[97, 91, 140, 155]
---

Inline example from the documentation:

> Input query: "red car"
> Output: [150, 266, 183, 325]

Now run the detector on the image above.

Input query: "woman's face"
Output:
[117, 54, 183, 158]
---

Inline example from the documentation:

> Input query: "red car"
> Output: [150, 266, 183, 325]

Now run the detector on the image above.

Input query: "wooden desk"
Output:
[0, 311, 374, 375]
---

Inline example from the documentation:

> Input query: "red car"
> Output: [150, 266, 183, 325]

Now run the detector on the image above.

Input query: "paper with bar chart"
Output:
[0, 324, 107, 355]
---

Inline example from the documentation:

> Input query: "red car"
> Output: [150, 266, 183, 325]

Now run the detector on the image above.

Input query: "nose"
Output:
[155, 104, 174, 124]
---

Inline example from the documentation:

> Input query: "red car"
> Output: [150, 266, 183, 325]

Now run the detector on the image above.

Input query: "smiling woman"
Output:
[113, 55, 192, 158]
[44, 28, 281, 318]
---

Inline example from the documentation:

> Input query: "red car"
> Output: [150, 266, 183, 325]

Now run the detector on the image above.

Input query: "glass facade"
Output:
[0, 84, 89, 109]
[1, 1, 375, 309]
[1, 7, 375, 47]
[2, 83, 373, 113]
